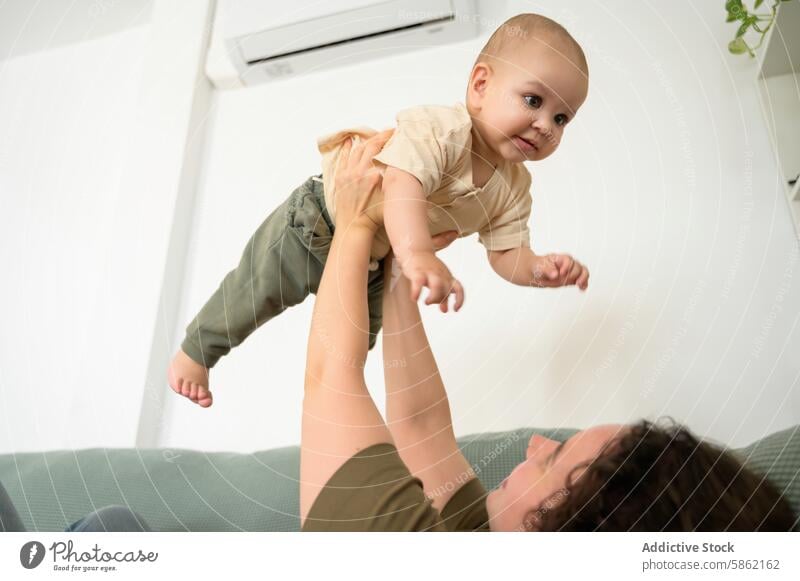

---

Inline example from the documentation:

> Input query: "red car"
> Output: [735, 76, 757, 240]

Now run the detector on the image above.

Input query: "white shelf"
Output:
[754, 0, 800, 238]
[789, 180, 800, 233]
[756, 72, 800, 188]
[757, 0, 800, 79]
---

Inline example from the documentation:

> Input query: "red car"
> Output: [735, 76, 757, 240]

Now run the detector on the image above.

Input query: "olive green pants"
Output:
[181, 175, 385, 369]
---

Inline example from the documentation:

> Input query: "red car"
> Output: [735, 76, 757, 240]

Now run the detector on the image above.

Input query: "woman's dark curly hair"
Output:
[525, 419, 796, 531]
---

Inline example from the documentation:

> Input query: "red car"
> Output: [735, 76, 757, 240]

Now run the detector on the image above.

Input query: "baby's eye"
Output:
[523, 95, 542, 108]
[555, 114, 569, 126]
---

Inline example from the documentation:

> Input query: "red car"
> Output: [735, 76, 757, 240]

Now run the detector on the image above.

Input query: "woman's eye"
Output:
[523, 95, 541, 108]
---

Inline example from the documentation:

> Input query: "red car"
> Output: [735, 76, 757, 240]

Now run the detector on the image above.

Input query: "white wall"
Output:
[0, 0, 214, 453]
[159, 0, 799, 452]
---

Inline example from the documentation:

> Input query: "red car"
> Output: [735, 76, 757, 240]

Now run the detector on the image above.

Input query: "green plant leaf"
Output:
[726, 0, 794, 58]
[726, 0, 746, 20]
[728, 37, 749, 54]
[736, 20, 750, 37]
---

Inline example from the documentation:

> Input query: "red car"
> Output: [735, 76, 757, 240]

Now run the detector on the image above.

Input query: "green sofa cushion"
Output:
[0, 426, 796, 531]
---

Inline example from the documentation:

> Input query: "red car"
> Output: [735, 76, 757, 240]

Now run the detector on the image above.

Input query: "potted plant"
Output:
[726, 0, 795, 56]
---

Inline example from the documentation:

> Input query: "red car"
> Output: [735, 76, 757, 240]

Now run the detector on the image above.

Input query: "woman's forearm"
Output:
[306, 225, 374, 381]
[301, 224, 393, 523]
[382, 257, 455, 431]
[381, 255, 476, 512]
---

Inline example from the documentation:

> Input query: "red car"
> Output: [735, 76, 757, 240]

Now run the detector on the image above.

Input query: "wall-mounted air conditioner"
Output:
[206, 0, 480, 88]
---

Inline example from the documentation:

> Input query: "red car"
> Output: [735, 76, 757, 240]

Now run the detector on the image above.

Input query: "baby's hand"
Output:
[531, 253, 590, 291]
[401, 251, 465, 312]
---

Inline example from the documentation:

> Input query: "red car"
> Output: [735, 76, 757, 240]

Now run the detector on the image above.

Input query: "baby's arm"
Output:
[488, 247, 590, 290]
[382, 166, 432, 257]
[383, 166, 464, 310]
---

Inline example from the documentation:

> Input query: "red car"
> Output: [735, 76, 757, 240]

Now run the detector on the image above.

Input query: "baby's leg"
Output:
[170, 176, 332, 407]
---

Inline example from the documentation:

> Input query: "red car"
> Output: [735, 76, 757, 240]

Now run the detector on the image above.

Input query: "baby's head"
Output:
[466, 14, 589, 164]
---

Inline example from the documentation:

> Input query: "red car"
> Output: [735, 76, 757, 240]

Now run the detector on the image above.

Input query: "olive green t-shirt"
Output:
[302, 443, 490, 532]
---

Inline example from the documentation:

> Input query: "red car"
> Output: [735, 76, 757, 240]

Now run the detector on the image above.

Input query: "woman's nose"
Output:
[526, 435, 556, 459]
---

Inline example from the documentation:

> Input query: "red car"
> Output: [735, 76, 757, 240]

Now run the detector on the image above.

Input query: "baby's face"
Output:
[468, 43, 588, 164]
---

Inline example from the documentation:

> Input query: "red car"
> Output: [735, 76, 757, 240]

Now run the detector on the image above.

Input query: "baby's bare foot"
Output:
[168, 349, 213, 407]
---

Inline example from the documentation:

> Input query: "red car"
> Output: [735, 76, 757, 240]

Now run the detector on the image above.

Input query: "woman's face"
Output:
[486, 424, 626, 531]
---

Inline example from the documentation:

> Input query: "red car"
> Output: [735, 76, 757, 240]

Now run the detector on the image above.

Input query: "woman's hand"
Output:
[333, 130, 394, 231]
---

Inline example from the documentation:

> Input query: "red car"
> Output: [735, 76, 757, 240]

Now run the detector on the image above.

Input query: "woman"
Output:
[299, 133, 795, 532]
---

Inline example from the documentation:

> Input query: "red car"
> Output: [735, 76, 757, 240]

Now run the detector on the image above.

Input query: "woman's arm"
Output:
[381, 245, 476, 513]
[299, 133, 394, 526]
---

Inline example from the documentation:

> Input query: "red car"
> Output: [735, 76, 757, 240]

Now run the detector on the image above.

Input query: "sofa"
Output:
[1, 426, 797, 531]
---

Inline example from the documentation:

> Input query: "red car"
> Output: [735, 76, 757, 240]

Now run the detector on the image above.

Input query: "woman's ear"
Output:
[521, 508, 543, 531]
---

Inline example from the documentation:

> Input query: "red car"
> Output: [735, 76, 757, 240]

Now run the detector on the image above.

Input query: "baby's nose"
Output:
[531, 118, 552, 136]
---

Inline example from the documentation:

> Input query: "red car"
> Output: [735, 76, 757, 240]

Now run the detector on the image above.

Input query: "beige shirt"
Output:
[317, 102, 533, 260]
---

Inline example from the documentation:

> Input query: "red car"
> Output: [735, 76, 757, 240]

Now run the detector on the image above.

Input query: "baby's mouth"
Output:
[512, 135, 537, 152]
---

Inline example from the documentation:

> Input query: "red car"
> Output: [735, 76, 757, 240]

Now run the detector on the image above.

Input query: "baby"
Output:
[169, 13, 591, 407]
